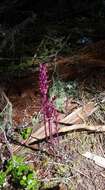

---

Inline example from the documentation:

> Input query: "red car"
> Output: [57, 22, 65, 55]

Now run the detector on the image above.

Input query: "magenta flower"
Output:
[39, 63, 49, 96]
[39, 63, 59, 145]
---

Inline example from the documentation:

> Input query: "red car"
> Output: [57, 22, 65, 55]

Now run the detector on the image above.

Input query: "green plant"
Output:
[0, 171, 6, 188]
[49, 80, 66, 112]
[65, 81, 77, 97]
[8, 156, 40, 190]
[20, 127, 32, 140]
[49, 80, 78, 112]
[1, 156, 40, 190]
[20, 172, 39, 190]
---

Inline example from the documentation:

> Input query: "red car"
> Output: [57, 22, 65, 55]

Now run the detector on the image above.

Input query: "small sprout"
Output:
[0, 171, 6, 188]
[20, 127, 32, 140]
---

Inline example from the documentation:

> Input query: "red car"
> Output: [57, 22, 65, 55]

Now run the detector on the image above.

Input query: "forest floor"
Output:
[1, 54, 105, 190]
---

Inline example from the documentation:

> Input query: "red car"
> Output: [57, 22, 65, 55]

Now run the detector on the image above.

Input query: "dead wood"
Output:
[27, 94, 105, 144]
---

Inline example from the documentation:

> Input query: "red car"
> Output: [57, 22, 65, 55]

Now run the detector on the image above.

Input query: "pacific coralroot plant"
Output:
[39, 63, 59, 145]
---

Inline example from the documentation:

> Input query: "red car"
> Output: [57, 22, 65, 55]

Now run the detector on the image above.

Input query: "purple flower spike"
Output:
[39, 64, 49, 96]
[39, 63, 59, 147]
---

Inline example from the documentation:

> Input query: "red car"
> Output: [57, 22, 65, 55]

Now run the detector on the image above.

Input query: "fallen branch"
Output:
[58, 101, 95, 124]
[82, 152, 105, 168]
[59, 124, 105, 133]
[28, 124, 105, 145]
[27, 102, 97, 144]
[27, 93, 105, 144]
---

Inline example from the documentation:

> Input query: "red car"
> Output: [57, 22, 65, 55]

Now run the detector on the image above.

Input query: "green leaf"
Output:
[20, 128, 32, 140]
[0, 171, 6, 187]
